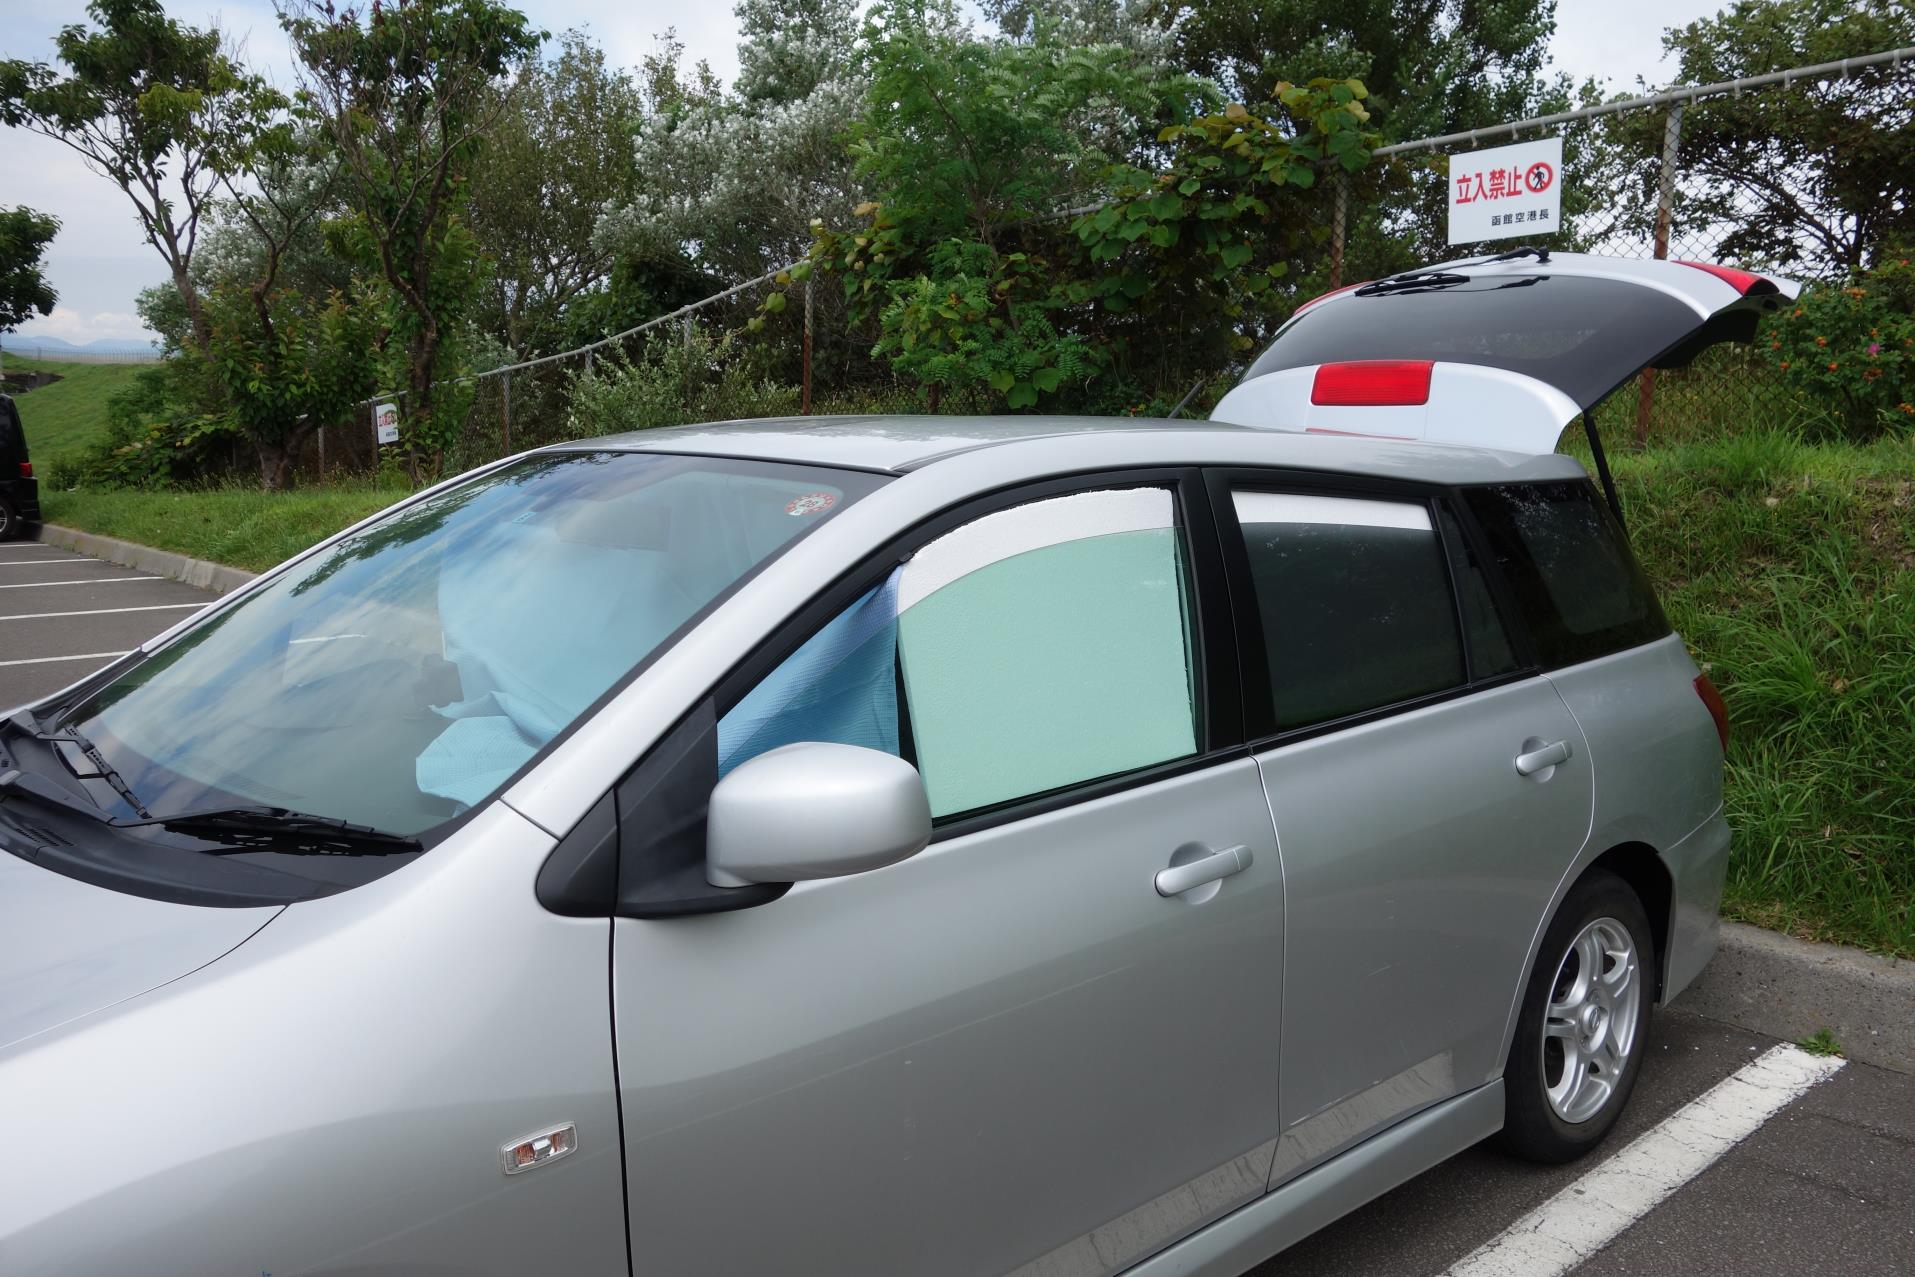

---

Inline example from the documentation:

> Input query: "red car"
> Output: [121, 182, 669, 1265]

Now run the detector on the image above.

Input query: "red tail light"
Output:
[1694, 673, 1729, 752]
[1311, 360, 1434, 407]
[18, 461, 32, 479]
[1676, 261, 1773, 295]
[1292, 281, 1367, 317]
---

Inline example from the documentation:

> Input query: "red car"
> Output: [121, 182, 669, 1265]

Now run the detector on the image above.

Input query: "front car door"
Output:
[1211, 474, 1594, 1185]
[610, 473, 1287, 1276]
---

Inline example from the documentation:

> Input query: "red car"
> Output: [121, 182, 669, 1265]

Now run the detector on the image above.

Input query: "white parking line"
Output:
[0, 577, 149, 590]
[0, 559, 78, 566]
[1442, 1044, 1845, 1277]
[0, 603, 205, 622]
[0, 651, 131, 668]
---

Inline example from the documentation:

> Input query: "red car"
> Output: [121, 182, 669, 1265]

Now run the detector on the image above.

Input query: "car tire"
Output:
[1500, 869, 1654, 1164]
[0, 495, 20, 541]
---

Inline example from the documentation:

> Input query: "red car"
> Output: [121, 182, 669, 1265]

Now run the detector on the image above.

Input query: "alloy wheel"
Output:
[1541, 916, 1641, 1124]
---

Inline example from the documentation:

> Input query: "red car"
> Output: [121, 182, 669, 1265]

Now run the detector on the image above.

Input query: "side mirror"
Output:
[706, 742, 932, 888]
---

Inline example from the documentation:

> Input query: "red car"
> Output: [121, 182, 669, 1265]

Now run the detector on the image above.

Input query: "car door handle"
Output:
[1515, 739, 1573, 776]
[1155, 845, 1253, 897]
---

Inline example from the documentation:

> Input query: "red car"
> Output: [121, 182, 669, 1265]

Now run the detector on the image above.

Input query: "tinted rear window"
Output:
[1465, 481, 1668, 667]
[1233, 491, 1464, 733]
[1437, 504, 1519, 679]
[1243, 275, 1704, 409]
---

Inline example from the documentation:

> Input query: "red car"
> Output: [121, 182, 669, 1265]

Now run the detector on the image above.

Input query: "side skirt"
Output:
[1122, 1081, 1505, 1277]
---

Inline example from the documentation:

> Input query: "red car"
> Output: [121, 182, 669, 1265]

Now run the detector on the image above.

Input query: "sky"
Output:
[1, 0, 1729, 348]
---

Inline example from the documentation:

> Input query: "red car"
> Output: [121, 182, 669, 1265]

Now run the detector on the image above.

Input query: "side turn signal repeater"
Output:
[501, 1121, 577, 1175]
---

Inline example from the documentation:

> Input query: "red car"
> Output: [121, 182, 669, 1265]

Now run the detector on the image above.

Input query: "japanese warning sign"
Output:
[1447, 136, 1562, 245]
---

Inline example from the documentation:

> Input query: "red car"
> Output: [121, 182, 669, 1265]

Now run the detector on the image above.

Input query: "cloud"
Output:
[11, 309, 156, 348]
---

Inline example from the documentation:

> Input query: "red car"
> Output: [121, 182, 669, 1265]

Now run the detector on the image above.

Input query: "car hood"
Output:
[0, 849, 280, 1052]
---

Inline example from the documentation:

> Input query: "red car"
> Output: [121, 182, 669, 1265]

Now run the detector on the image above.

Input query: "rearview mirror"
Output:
[706, 742, 932, 888]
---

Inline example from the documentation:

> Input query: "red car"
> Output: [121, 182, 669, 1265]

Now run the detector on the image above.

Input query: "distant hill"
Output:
[1, 333, 160, 357]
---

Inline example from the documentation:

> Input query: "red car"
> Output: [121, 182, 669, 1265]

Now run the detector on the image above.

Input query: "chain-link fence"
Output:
[333, 46, 1912, 478]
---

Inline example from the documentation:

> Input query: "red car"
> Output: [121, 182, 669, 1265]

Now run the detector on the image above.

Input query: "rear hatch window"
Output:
[1241, 275, 1728, 410]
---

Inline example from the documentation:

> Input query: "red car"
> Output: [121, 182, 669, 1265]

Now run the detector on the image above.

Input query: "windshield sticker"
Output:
[786, 492, 838, 517]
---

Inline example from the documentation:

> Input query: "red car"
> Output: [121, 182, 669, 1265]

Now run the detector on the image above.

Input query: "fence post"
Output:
[317, 426, 326, 484]
[1635, 103, 1684, 447]
[802, 276, 814, 415]
[501, 371, 512, 456]
[1329, 171, 1350, 289]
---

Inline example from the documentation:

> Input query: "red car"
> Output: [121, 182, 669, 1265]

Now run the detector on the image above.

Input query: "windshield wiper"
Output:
[1355, 270, 1472, 297]
[1447, 244, 1552, 269]
[4, 710, 151, 818]
[119, 806, 423, 855]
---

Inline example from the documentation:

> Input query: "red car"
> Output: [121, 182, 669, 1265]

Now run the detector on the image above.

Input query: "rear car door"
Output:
[610, 473, 1288, 1276]
[1210, 473, 1594, 1184]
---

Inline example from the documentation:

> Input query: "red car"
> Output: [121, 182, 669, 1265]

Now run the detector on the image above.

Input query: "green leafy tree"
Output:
[467, 31, 649, 356]
[795, 2, 1180, 407]
[0, 0, 261, 354]
[0, 207, 60, 333]
[1137, 0, 1559, 143]
[791, 3, 1377, 410]
[1068, 0, 1569, 286]
[1074, 85, 1379, 377]
[281, 0, 543, 482]
[1621, 0, 1915, 275]
[202, 96, 383, 490]
[602, 4, 867, 286]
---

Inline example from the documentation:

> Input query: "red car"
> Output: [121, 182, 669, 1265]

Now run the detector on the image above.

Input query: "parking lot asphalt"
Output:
[1246, 1006, 1915, 1277]
[0, 540, 217, 708]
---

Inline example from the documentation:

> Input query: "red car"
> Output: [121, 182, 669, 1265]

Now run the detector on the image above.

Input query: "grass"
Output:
[4, 355, 152, 462]
[1611, 429, 1915, 959]
[40, 482, 405, 574]
[1797, 1029, 1845, 1057]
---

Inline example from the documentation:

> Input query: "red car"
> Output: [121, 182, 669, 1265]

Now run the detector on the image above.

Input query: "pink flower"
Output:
[1867, 342, 1881, 356]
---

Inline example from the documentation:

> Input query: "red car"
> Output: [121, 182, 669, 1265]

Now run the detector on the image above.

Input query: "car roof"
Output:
[556, 414, 1585, 485]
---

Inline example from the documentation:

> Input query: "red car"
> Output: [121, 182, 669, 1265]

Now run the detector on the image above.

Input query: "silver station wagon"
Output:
[0, 253, 1790, 1275]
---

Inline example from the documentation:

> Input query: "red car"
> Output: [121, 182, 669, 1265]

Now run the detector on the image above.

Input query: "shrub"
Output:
[1769, 254, 1915, 438]
[73, 410, 249, 489]
[562, 326, 800, 439]
[65, 366, 248, 489]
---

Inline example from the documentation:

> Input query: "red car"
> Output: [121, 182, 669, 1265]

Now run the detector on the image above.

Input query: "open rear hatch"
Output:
[1211, 251, 1801, 458]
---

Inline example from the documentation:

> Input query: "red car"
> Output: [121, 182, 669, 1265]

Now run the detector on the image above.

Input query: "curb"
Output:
[33, 523, 259, 595]
[1672, 921, 1914, 1075]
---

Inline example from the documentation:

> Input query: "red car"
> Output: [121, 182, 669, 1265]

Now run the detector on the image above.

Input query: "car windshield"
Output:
[59, 451, 882, 836]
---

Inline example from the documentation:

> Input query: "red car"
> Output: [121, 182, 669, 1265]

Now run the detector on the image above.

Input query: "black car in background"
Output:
[0, 394, 40, 540]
